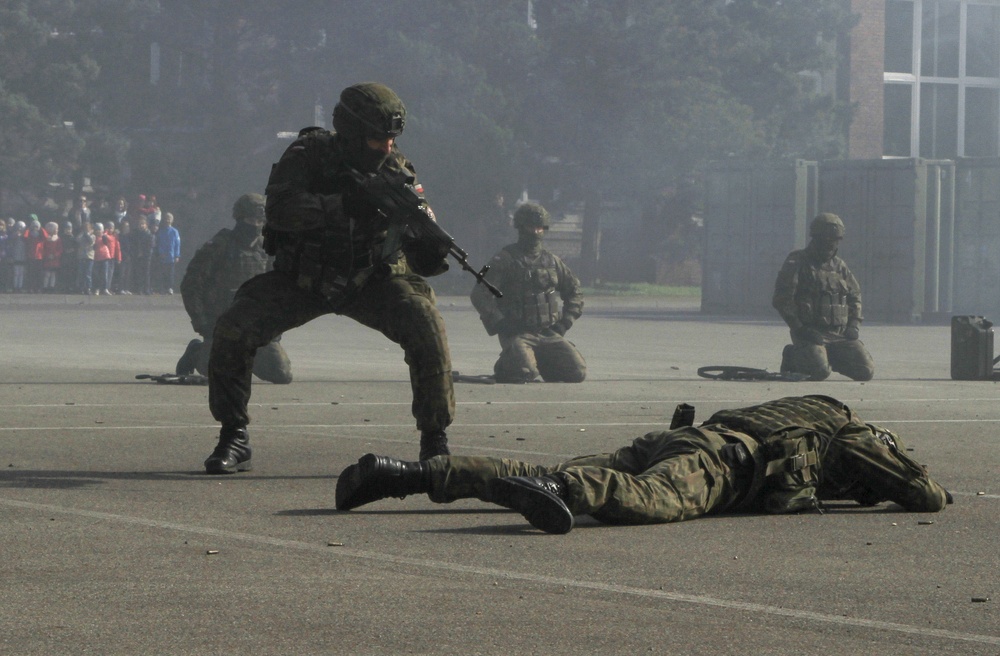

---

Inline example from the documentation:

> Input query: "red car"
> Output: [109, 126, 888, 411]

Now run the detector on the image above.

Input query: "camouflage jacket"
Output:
[772, 250, 863, 335]
[471, 242, 583, 335]
[180, 227, 270, 334]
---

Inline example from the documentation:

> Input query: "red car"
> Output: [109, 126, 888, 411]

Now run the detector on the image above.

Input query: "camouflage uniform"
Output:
[420, 395, 948, 523]
[179, 203, 292, 384]
[772, 213, 875, 381]
[470, 204, 585, 383]
[208, 121, 453, 444]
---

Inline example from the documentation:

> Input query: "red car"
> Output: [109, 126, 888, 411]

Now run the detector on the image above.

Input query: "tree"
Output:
[0, 0, 159, 212]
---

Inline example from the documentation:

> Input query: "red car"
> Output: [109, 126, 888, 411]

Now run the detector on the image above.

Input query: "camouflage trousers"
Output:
[494, 331, 586, 383]
[783, 333, 875, 381]
[426, 426, 748, 525]
[208, 269, 454, 432]
[195, 334, 292, 385]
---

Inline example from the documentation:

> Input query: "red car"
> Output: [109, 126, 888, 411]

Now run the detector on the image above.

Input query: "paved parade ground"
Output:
[1, 293, 997, 655]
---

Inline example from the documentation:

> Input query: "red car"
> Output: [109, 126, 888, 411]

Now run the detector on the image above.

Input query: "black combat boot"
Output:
[175, 338, 203, 376]
[419, 430, 450, 460]
[336, 453, 432, 511]
[779, 344, 794, 373]
[487, 474, 574, 535]
[204, 427, 252, 474]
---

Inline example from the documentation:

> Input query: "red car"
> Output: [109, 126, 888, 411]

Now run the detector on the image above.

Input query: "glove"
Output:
[844, 325, 860, 340]
[549, 317, 573, 336]
[402, 236, 450, 277]
[795, 327, 826, 345]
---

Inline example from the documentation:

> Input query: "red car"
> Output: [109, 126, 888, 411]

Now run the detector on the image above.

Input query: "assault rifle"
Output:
[345, 166, 502, 298]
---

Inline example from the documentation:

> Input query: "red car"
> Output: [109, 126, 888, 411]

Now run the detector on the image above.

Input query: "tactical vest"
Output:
[703, 394, 855, 440]
[220, 232, 269, 294]
[705, 395, 856, 514]
[202, 229, 270, 321]
[496, 247, 562, 330]
[266, 129, 406, 302]
[796, 259, 851, 328]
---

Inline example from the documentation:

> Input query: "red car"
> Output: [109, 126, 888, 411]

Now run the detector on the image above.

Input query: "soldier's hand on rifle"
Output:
[548, 317, 573, 336]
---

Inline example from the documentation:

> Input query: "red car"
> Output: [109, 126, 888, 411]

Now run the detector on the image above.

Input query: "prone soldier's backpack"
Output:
[672, 402, 825, 514]
[752, 426, 823, 514]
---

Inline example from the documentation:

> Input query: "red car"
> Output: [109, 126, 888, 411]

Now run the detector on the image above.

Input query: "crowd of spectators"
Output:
[0, 193, 182, 295]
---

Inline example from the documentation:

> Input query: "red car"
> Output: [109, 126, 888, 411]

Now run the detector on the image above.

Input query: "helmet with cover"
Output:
[512, 202, 551, 231]
[810, 212, 845, 240]
[332, 82, 406, 141]
[232, 193, 265, 222]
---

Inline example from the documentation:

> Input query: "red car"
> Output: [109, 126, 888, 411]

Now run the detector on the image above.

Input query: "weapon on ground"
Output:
[345, 166, 502, 298]
[697, 366, 808, 382]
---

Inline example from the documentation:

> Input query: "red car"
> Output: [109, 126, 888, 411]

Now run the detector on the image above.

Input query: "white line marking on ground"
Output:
[7, 396, 1000, 409]
[3, 416, 1000, 433]
[1, 497, 998, 648]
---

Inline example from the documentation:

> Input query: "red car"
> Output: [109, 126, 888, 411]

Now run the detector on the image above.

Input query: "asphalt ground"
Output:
[1, 292, 997, 655]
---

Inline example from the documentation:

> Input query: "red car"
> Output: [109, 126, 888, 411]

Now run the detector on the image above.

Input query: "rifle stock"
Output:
[345, 166, 502, 298]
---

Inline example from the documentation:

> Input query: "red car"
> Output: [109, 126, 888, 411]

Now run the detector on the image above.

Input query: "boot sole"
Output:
[488, 478, 574, 535]
[205, 459, 252, 475]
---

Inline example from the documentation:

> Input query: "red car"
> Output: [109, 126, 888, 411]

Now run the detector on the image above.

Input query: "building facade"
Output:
[850, 0, 1000, 158]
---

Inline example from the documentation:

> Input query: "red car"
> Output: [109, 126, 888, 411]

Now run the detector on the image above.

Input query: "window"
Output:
[884, 0, 1000, 157]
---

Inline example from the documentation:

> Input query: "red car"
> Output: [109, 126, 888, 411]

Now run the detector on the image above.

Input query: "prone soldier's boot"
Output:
[487, 474, 574, 535]
[419, 430, 450, 460]
[204, 426, 252, 474]
[336, 454, 432, 511]
[175, 338, 203, 376]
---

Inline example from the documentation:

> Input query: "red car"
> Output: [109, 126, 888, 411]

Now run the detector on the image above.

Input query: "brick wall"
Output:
[846, 0, 886, 158]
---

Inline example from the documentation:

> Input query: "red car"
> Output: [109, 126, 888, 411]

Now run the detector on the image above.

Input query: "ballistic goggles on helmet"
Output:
[337, 99, 405, 139]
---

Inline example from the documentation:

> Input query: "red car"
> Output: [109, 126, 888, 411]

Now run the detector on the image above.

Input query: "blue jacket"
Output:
[155, 226, 180, 262]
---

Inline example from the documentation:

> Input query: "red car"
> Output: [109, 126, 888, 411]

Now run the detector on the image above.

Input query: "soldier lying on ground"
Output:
[336, 395, 950, 534]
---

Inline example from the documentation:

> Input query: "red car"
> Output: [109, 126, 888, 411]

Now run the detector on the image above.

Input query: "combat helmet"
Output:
[232, 193, 265, 221]
[512, 202, 551, 231]
[810, 212, 845, 240]
[332, 82, 406, 141]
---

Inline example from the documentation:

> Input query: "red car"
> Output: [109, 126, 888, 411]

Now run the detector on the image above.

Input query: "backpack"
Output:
[754, 426, 824, 514]
[670, 402, 826, 514]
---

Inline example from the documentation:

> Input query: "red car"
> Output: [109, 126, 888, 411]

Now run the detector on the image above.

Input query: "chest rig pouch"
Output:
[499, 250, 561, 330]
[734, 426, 824, 514]
[801, 262, 849, 329]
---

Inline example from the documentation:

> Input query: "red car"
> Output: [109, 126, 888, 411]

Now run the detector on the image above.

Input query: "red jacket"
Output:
[105, 232, 122, 263]
[94, 233, 113, 262]
[28, 229, 46, 261]
[42, 235, 63, 270]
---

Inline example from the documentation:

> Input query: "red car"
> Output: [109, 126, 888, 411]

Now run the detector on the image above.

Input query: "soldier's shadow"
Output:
[0, 469, 336, 490]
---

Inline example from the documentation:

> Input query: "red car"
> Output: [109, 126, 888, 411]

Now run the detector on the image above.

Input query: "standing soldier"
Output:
[202, 82, 454, 474]
[471, 202, 586, 383]
[176, 194, 292, 385]
[772, 212, 874, 381]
